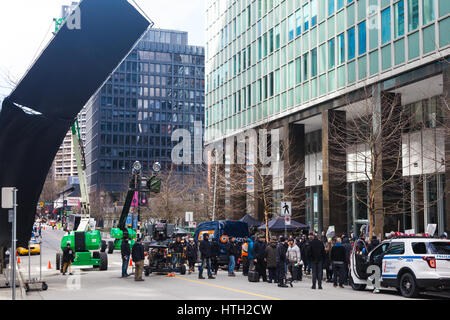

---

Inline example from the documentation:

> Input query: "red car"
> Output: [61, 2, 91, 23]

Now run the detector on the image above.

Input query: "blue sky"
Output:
[0, 0, 206, 100]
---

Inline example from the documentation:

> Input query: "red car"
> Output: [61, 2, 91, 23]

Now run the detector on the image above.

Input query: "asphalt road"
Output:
[13, 226, 448, 300]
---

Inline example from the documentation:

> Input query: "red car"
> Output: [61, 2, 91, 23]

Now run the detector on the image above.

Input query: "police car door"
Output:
[381, 241, 405, 281]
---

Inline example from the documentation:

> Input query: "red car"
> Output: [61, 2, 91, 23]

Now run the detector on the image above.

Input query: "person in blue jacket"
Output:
[247, 236, 255, 271]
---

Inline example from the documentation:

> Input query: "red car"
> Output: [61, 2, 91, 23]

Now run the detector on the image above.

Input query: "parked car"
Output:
[350, 235, 450, 298]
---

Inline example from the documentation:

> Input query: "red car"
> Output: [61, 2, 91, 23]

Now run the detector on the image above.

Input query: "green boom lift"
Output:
[56, 120, 108, 271]
[105, 161, 161, 254]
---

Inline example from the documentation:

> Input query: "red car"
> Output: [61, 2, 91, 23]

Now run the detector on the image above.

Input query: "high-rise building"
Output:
[84, 29, 205, 195]
[52, 2, 86, 180]
[205, 0, 450, 236]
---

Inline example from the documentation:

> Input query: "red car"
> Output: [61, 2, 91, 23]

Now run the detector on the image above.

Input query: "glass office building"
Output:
[85, 29, 205, 195]
[206, 0, 450, 236]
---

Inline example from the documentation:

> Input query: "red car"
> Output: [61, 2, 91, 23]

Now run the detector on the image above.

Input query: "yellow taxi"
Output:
[17, 240, 41, 255]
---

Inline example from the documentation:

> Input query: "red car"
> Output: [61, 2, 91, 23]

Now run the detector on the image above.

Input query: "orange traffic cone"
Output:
[129, 258, 133, 267]
[17, 257, 21, 264]
[48, 260, 52, 269]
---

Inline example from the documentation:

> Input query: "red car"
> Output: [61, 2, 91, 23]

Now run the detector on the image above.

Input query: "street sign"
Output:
[285, 216, 291, 225]
[185, 211, 193, 222]
[280, 201, 291, 217]
[1, 187, 15, 209]
[188, 221, 197, 228]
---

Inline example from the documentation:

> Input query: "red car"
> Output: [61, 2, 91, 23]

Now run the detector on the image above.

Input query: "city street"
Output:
[3, 227, 443, 301]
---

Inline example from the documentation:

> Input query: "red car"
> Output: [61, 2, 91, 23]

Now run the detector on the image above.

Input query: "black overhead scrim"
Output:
[0, 0, 150, 247]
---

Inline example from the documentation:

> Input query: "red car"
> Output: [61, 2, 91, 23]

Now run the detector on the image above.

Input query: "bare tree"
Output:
[148, 164, 196, 224]
[327, 86, 421, 237]
[218, 125, 306, 241]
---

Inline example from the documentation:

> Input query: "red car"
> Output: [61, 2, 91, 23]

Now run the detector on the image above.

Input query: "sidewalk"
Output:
[0, 272, 22, 300]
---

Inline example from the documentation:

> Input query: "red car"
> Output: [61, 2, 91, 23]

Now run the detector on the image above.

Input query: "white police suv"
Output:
[349, 235, 450, 298]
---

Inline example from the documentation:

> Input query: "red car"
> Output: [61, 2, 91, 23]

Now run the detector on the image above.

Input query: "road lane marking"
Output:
[174, 276, 281, 300]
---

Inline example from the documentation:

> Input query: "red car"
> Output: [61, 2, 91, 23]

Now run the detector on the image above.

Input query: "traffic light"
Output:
[147, 176, 161, 193]
[63, 200, 67, 207]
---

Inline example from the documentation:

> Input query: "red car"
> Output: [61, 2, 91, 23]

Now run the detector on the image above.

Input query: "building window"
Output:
[275, 24, 281, 49]
[337, 33, 345, 64]
[337, 0, 344, 10]
[358, 21, 367, 55]
[263, 33, 268, 56]
[348, 27, 356, 60]
[304, 3, 310, 31]
[269, 28, 274, 53]
[296, 57, 302, 84]
[303, 52, 309, 80]
[288, 14, 295, 40]
[394, 0, 405, 38]
[381, 7, 391, 44]
[408, 0, 419, 32]
[422, 0, 434, 25]
[288, 61, 294, 88]
[311, 0, 318, 27]
[296, 9, 302, 36]
[311, 48, 318, 77]
[328, 38, 335, 68]
[328, 0, 335, 16]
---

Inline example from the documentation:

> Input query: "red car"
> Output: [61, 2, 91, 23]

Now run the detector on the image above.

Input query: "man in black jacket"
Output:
[186, 238, 198, 274]
[253, 235, 267, 282]
[62, 242, 74, 275]
[342, 236, 352, 285]
[211, 238, 220, 275]
[308, 234, 325, 289]
[276, 236, 289, 287]
[132, 238, 145, 281]
[330, 237, 346, 288]
[226, 237, 239, 276]
[198, 233, 215, 279]
[121, 235, 131, 278]
[170, 236, 184, 269]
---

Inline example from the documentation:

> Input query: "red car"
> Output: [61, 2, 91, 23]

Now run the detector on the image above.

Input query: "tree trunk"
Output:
[264, 209, 269, 242]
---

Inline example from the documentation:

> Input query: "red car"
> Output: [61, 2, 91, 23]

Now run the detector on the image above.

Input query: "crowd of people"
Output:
[119, 230, 449, 287]
[191, 231, 365, 289]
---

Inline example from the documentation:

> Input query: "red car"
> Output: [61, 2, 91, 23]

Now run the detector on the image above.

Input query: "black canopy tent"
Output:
[257, 216, 309, 232]
[0, 0, 151, 247]
[239, 214, 263, 228]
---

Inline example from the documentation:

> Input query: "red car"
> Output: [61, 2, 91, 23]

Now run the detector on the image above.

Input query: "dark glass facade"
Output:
[85, 29, 205, 194]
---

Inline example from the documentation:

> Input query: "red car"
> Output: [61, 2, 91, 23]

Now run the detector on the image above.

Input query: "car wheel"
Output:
[100, 240, 107, 252]
[92, 252, 100, 268]
[107, 241, 114, 254]
[99, 252, 108, 271]
[399, 273, 419, 298]
[56, 252, 62, 272]
[349, 275, 367, 291]
[180, 264, 186, 275]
